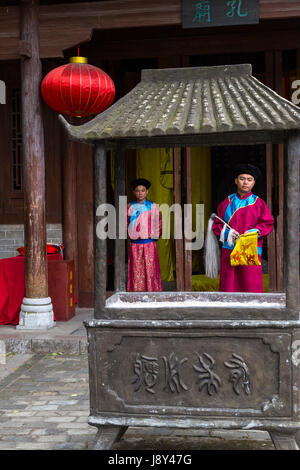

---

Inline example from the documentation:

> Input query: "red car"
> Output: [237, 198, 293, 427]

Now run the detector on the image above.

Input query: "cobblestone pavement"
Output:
[0, 354, 96, 450]
[0, 353, 275, 450]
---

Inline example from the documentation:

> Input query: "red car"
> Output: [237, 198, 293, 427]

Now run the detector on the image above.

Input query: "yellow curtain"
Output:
[136, 147, 211, 281]
[136, 148, 175, 282]
[112, 147, 213, 282]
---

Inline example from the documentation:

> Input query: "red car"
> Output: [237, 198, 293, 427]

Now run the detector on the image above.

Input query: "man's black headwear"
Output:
[130, 178, 151, 190]
[233, 164, 261, 180]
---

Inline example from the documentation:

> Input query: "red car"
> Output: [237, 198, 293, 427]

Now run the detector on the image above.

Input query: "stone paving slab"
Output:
[0, 353, 33, 382]
[0, 353, 276, 450]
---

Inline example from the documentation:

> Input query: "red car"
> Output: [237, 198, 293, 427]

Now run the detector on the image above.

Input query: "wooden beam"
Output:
[19, 39, 31, 58]
[87, 26, 300, 62]
[0, 0, 180, 60]
[20, 0, 47, 299]
[264, 51, 286, 293]
[260, 0, 300, 19]
[2, 1, 300, 60]
[76, 141, 95, 307]
[62, 120, 78, 301]
[103, 130, 287, 150]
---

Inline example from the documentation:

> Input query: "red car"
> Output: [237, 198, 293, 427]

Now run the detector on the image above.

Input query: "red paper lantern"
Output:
[41, 57, 115, 118]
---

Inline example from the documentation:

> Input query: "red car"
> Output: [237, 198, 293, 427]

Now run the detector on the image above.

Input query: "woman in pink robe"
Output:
[212, 164, 274, 293]
[127, 178, 162, 292]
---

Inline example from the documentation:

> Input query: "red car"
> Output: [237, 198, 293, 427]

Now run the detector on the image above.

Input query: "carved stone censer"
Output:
[61, 65, 300, 450]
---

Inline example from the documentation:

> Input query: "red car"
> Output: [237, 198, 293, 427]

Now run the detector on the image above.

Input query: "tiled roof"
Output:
[60, 64, 300, 143]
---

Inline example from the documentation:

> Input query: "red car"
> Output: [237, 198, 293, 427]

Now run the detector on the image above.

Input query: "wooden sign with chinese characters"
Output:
[182, 0, 259, 29]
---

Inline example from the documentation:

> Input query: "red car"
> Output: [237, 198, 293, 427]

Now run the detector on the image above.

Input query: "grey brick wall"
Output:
[0, 224, 63, 259]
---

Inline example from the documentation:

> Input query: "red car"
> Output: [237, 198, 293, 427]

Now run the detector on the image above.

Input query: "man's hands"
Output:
[231, 230, 239, 240]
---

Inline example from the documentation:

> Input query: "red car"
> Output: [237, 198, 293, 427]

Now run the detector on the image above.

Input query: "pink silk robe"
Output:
[212, 191, 274, 293]
[127, 199, 162, 292]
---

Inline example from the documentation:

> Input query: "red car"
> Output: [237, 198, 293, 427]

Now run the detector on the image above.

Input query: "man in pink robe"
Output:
[127, 178, 162, 292]
[212, 164, 274, 293]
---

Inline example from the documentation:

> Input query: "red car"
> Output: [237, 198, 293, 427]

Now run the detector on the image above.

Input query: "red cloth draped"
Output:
[0, 254, 61, 325]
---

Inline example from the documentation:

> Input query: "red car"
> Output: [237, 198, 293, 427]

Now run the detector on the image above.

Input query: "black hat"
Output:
[130, 178, 151, 190]
[233, 164, 261, 180]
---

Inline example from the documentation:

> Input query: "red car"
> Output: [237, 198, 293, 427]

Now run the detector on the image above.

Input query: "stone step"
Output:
[0, 308, 91, 355]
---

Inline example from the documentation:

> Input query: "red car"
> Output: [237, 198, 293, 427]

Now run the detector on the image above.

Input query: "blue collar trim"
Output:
[129, 199, 153, 228]
[223, 193, 258, 225]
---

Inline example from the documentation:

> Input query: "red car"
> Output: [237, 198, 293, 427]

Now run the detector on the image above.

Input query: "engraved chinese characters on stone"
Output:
[132, 351, 251, 396]
[162, 352, 189, 393]
[132, 354, 159, 394]
[224, 353, 251, 395]
[193, 352, 222, 395]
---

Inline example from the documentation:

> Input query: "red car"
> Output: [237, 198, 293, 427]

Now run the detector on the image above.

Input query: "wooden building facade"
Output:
[0, 0, 300, 309]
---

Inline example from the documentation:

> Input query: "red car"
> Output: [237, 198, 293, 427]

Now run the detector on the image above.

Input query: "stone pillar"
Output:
[286, 131, 300, 312]
[114, 145, 126, 292]
[94, 143, 107, 318]
[17, 0, 55, 329]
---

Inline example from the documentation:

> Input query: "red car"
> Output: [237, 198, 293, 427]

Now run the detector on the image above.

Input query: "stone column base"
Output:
[16, 297, 56, 330]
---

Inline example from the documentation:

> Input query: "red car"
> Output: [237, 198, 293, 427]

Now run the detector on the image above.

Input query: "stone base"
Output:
[16, 297, 56, 330]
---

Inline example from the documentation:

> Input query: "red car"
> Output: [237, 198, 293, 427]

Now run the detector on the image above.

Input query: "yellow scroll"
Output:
[230, 231, 261, 266]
